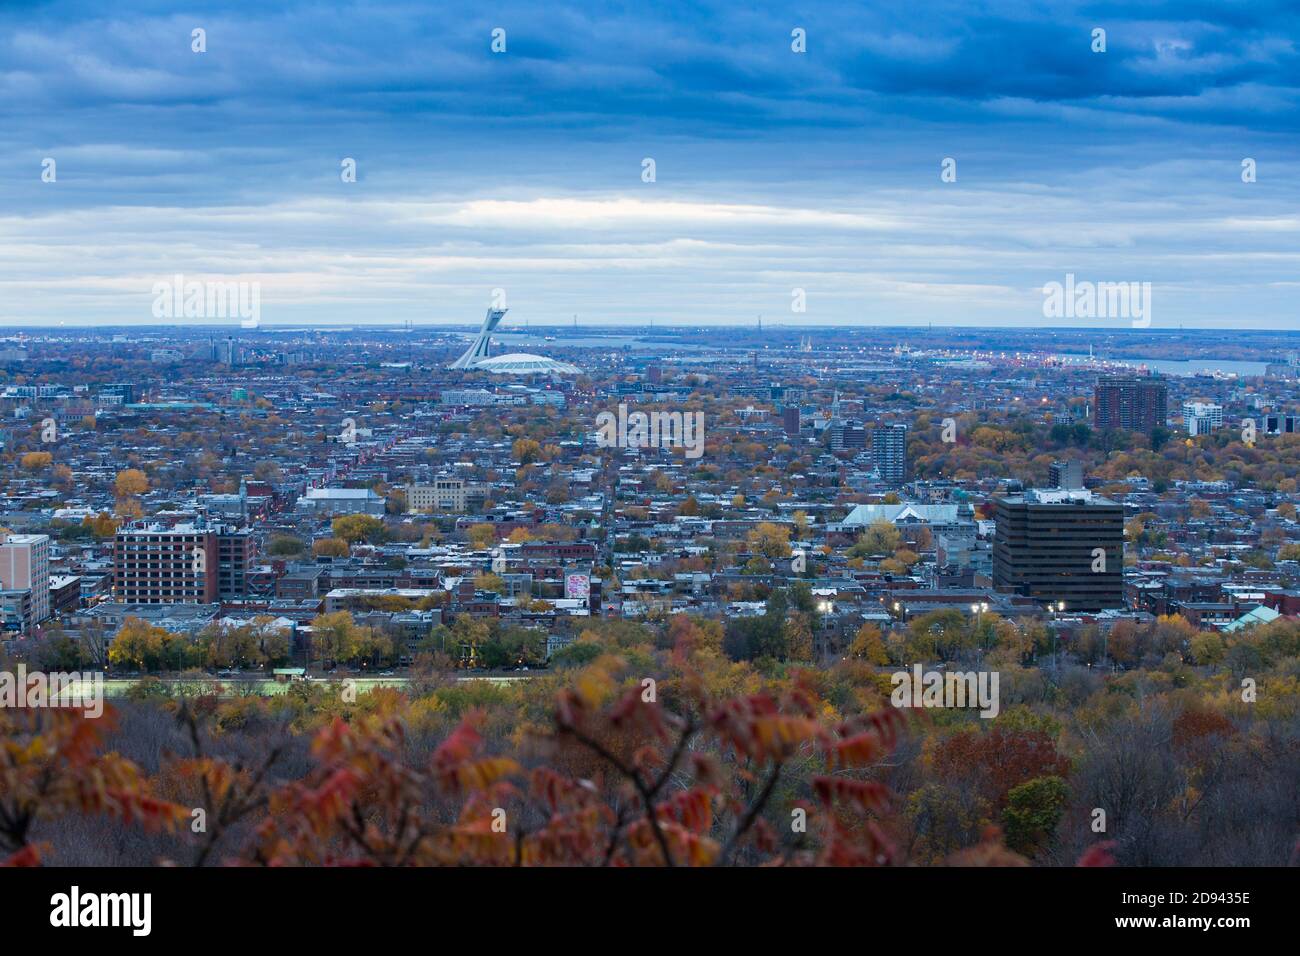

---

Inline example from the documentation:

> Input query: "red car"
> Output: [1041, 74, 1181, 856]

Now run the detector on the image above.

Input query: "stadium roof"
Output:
[471, 352, 583, 375]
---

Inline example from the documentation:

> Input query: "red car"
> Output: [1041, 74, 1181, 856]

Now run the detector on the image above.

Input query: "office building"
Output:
[1260, 413, 1300, 435]
[993, 489, 1124, 611]
[440, 389, 498, 407]
[1095, 375, 1167, 433]
[0, 590, 34, 632]
[407, 478, 471, 514]
[0, 533, 50, 627]
[830, 419, 867, 452]
[114, 524, 218, 604]
[1048, 460, 1083, 490]
[294, 488, 386, 516]
[101, 382, 140, 404]
[49, 574, 82, 616]
[782, 405, 801, 437]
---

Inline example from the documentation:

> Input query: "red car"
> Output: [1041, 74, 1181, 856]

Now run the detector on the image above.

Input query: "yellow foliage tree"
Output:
[115, 468, 149, 497]
[312, 537, 350, 558]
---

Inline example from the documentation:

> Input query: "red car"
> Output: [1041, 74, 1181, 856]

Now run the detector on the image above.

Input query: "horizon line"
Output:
[1, 322, 1298, 335]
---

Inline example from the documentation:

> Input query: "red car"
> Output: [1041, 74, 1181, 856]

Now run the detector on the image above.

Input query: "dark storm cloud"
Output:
[0, 0, 1295, 327]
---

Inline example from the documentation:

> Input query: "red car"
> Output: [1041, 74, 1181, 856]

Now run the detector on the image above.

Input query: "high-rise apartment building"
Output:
[1183, 401, 1224, 436]
[1048, 460, 1084, 490]
[1094, 375, 1167, 433]
[0, 533, 50, 627]
[993, 489, 1124, 611]
[872, 423, 908, 484]
[781, 405, 801, 437]
[216, 527, 253, 600]
[100, 382, 140, 404]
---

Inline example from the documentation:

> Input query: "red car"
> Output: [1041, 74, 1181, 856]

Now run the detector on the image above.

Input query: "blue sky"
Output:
[1, 0, 1297, 329]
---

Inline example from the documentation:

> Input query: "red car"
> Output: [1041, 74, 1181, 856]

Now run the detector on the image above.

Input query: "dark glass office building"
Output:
[993, 489, 1124, 611]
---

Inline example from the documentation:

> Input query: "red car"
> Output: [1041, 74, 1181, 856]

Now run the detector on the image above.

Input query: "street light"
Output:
[971, 601, 990, 653]
[1051, 601, 1066, 671]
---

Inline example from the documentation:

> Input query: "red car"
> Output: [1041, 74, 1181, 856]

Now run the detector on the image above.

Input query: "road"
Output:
[52, 672, 537, 700]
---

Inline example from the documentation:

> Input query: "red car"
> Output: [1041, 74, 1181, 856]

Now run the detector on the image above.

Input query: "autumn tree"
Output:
[108, 617, 176, 671]
[848, 520, 901, 558]
[467, 524, 497, 549]
[1001, 776, 1068, 857]
[83, 512, 119, 539]
[512, 438, 543, 465]
[115, 468, 149, 497]
[0, 707, 186, 863]
[849, 623, 890, 665]
[331, 513, 385, 544]
[312, 537, 350, 558]
[268, 535, 306, 557]
[747, 521, 792, 561]
[930, 728, 1070, 812]
[309, 611, 360, 666]
[473, 572, 508, 595]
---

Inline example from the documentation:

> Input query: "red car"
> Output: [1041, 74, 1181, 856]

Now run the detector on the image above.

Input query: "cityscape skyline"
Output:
[2, 317, 1300, 332]
[0, 0, 1295, 918]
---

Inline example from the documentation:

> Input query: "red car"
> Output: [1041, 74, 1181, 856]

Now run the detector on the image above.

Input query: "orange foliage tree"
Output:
[1, 670, 1109, 868]
[0, 707, 186, 866]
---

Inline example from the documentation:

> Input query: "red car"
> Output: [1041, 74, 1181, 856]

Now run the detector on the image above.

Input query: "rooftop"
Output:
[470, 353, 583, 375]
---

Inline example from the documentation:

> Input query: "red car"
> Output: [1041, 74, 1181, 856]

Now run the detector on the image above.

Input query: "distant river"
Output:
[495, 333, 712, 351]
[1055, 353, 1269, 377]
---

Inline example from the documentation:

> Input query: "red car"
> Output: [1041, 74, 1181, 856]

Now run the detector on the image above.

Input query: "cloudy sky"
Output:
[1, 0, 1297, 329]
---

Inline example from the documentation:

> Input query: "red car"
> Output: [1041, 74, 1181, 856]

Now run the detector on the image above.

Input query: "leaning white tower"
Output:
[449, 307, 508, 368]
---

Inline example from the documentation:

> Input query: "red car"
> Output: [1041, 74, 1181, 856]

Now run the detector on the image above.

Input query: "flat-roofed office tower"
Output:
[114, 524, 218, 604]
[993, 489, 1124, 611]
[1094, 374, 1167, 434]
[406, 478, 470, 513]
[450, 307, 508, 369]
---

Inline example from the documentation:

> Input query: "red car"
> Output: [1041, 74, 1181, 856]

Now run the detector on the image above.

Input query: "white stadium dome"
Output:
[470, 352, 583, 375]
